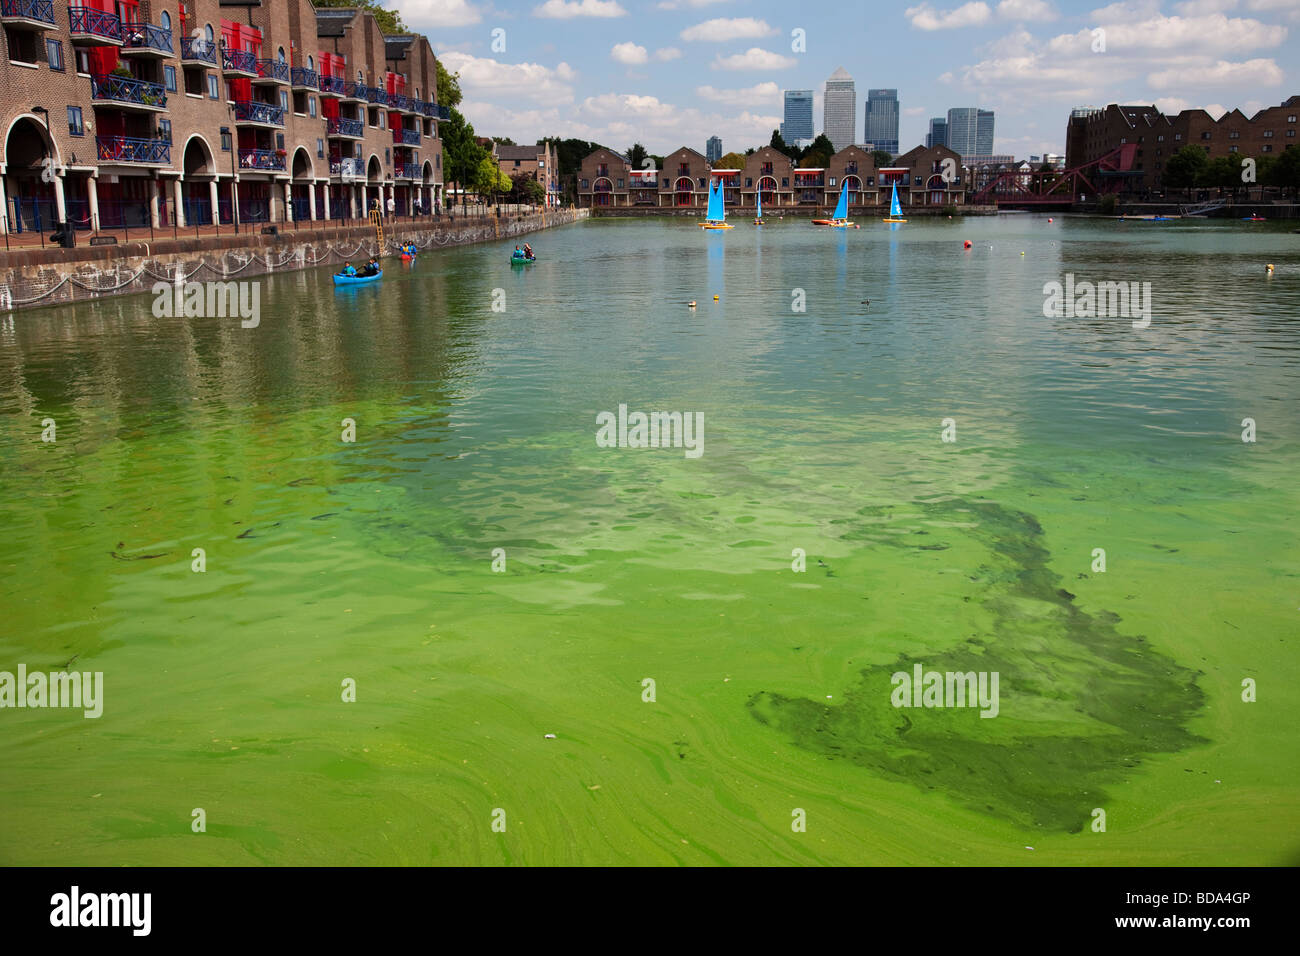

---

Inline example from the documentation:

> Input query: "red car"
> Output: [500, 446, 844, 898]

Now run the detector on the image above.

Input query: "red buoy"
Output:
[963, 240, 972, 249]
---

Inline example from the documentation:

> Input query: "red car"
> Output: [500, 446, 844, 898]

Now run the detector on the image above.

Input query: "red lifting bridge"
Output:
[970, 144, 1140, 208]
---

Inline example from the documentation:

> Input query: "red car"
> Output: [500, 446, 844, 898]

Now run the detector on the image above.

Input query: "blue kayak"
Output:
[333, 270, 383, 285]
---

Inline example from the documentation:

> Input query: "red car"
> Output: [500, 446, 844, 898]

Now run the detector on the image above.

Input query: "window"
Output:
[745, 177, 752, 187]
[1156, 135, 1164, 142]
[1263, 144, 1272, 153]
[616, 178, 623, 188]
[308, 55, 314, 71]
[67, 106, 84, 136]
[308, 96, 316, 118]
[205, 24, 214, 45]
[1174, 133, 1182, 140]
[580, 178, 588, 189]
[385, 148, 390, 164]
[1263, 130, 1273, 138]
[317, 138, 324, 158]
[46, 38, 63, 72]
[76, 48, 90, 73]
[828, 177, 836, 187]
[278, 47, 286, 64]
[160, 12, 170, 31]
[158, 120, 171, 143]
[7, 27, 38, 63]
[1229, 145, 1238, 152]
[220, 130, 231, 151]
[513, 159, 520, 167]
[279, 90, 288, 110]
[1289, 115, 1297, 123]
[781, 177, 789, 187]
[164, 65, 177, 91]
[184, 68, 203, 95]
[208, 74, 219, 99]
[276, 132, 285, 151]
[1288, 130, 1296, 138]
[698, 177, 705, 188]
[1201, 131, 1211, 140]
[1229, 131, 1239, 139]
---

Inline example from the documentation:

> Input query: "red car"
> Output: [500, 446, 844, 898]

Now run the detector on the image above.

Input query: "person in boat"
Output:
[358, 258, 379, 277]
[523, 243, 533, 260]
[340, 261, 357, 277]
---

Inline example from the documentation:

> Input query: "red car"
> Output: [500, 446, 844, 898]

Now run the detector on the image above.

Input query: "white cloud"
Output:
[437, 52, 577, 104]
[1048, 13, 1286, 55]
[680, 17, 778, 42]
[711, 47, 797, 70]
[610, 42, 648, 64]
[997, 0, 1056, 20]
[903, 106, 928, 116]
[395, 0, 483, 28]
[1088, 1, 1163, 22]
[654, 47, 684, 61]
[657, 0, 732, 8]
[1148, 57, 1285, 88]
[906, 2, 992, 30]
[533, 0, 626, 19]
[695, 81, 780, 106]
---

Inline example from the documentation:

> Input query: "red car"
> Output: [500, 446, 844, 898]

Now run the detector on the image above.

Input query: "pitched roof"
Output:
[828, 66, 852, 82]
[497, 145, 543, 160]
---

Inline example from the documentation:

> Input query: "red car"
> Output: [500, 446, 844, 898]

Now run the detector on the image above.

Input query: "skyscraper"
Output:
[927, 117, 947, 149]
[781, 89, 814, 145]
[865, 89, 899, 156]
[823, 67, 856, 153]
[706, 136, 722, 164]
[945, 107, 994, 157]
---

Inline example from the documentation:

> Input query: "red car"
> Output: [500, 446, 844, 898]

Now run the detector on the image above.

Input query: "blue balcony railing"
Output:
[319, 75, 346, 94]
[239, 148, 285, 172]
[95, 135, 169, 164]
[394, 128, 420, 146]
[220, 46, 257, 74]
[179, 36, 216, 64]
[395, 163, 421, 179]
[232, 100, 285, 125]
[121, 22, 171, 54]
[327, 117, 363, 138]
[90, 73, 167, 108]
[1, 0, 55, 26]
[431, 104, 449, 120]
[256, 58, 289, 83]
[390, 94, 413, 112]
[69, 5, 121, 41]
[330, 158, 361, 178]
[362, 85, 389, 105]
[341, 81, 363, 99]
[291, 67, 317, 88]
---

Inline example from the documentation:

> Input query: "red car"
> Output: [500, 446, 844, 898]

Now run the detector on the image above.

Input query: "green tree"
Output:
[625, 142, 648, 170]
[510, 174, 545, 205]
[716, 151, 747, 169]
[1163, 144, 1208, 198]
[769, 129, 799, 160]
[1198, 155, 1239, 195]
[804, 133, 835, 165]
[1272, 145, 1300, 196]
[436, 60, 462, 110]
[313, 0, 407, 35]
[493, 136, 517, 146]
[442, 108, 487, 208]
[871, 149, 893, 167]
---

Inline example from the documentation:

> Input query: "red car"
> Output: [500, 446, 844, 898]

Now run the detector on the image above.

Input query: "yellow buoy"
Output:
[1266, 264, 1274, 273]
[713, 294, 719, 300]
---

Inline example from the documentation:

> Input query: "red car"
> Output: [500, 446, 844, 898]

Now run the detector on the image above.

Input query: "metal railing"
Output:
[362, 85, 389, 105]
[69, 4, 121, 41]
[256, 58, 289, 83]
[220, 46, 257, 73]
[394, 163, 421, 179]
[232, 100, 286, 125]
[90, 73, 167, 108]
[389, 94, 413, 112]
[319, 74, 346, 94]
[1, 0, 55, 25]
[180, 36, 216, 64]
[394, 128, 420, 145]
[121, 22, 172, 54]
[327, 118, 363, 138]
[238, 148, 286, 171]
[291, 67, 318, 88]
[95, 135, 170, 164]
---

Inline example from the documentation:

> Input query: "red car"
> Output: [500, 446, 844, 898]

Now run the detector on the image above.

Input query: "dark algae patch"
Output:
[748, 497, 1207, 832]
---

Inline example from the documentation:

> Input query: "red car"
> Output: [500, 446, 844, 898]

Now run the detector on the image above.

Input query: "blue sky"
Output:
[392, 0, 1299, 158]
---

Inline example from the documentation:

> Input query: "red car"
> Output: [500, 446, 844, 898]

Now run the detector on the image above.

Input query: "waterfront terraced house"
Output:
[576, 147, 629, 207]
[659, 146, 709, 207]
[823, 145, 877, 207]
[1064, 96, 1300, 193]
[889, 144, 965, 206]
[0, 0, 446, 235]
[496, 141, 558, 207]
[740, 146, 794, 208]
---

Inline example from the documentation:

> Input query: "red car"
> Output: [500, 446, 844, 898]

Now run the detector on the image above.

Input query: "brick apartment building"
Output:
[576, 141, 968, 209]
[0, 0, 449, 235]
[1065, 96, 1300, 192]
[495, 141, 558, 207]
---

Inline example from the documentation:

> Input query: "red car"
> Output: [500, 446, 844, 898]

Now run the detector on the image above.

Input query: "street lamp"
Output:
[221, 123, 239, 234]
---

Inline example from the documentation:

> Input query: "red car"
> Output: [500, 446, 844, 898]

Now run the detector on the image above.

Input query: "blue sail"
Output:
[832, 185, 849, 221]
[889, 182, 902, 218]
[706, 178, 724, 221]
[756, 191, 762, 219]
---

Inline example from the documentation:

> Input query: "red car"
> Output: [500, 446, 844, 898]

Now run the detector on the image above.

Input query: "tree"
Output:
[314, 0, 408, 35]
[473, 154, 503, 203]
[1163, 144, 1208, 197]
[492, 136, 517, 146]
[625, 142, 649, 170]
[716, 151, 747, 169]
[871, 149, 893, 167]
[1272, 145, 1300, 197]
[806, 133, 835, 162]
[744, 147, 756, 156]
[769, 129, 799, 160]
[436, 60, 462, 110]
[510, 174, 545, 205]
[1198, 155, 1239, 196]
[442, 108, 487, 208]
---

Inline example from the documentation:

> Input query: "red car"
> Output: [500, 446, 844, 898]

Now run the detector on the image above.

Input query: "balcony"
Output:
[254, 58, 289, 85]
[319, 74, 346, 96]
[291, 67, 318, 90]
[361, 85, 389, 106]
[68, 4, 121, 44]
[330, 158, 361, 179]
[90, 74, 167, 111]
[393, 128, 419, 146]
[95, 135, 170, 165]
[239, 148, 285, 172]
[342, 81, 365, 101]
[179, 36, 216, 65]
[389, 94, 413, 113]
[231, 100, 285, 126]
[220, 46, 258, 76]
[395, 163, 420, 179]
[431, 104, 449, 120]
[1, 0, 55, 30]
[120, 22, 171, 56]
[326, 117, 363, 139]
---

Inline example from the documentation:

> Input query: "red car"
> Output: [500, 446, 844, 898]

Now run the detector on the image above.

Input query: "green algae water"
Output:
[1, 215, 1297, 866]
